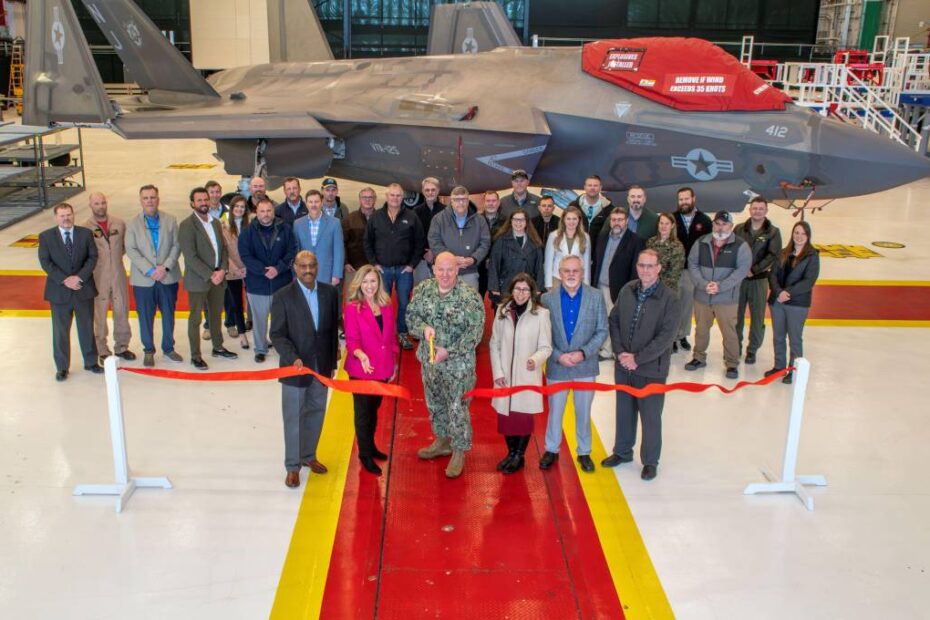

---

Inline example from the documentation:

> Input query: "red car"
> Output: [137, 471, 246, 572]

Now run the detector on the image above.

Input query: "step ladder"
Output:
[7, 37, 24, 115]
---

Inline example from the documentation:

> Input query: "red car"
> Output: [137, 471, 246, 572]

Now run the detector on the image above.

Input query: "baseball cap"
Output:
[713, 211, 732, 223]
[511, 169, 529, 180]
[321, 178, 338, 188]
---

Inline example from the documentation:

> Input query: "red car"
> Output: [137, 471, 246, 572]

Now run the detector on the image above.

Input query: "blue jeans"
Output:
[380, 266, 413, 334]
[134, 282, 178, 354]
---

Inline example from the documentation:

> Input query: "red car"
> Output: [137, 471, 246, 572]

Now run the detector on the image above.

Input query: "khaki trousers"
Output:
[693, 300, 740, 367]
[93, 282, 132, 356]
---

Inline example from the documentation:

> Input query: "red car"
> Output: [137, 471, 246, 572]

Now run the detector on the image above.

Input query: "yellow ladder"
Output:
[8, 37, 24, 115]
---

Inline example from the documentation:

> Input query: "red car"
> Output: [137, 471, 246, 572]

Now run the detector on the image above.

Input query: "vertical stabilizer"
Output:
[267, 0, 334, 62]
[427, 2, 522, 55]
[80, 0, 218, 98]
[23, 0, 111, 126]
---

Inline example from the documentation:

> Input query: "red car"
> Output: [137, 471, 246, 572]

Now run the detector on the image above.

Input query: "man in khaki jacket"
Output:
[84, 192, 135, 362]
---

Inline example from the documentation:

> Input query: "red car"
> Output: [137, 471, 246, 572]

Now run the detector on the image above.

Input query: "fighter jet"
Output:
[24, 0, 930, 211]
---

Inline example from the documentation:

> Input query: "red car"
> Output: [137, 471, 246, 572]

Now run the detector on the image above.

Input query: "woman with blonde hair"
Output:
[344, 265, 399, 474]
[489, 273, 552, 474]
[544, 206, 590, 289]
[222, 195, 249, 349]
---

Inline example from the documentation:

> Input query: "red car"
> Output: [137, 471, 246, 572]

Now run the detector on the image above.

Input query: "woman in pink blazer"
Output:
[344, 265, 400, 475]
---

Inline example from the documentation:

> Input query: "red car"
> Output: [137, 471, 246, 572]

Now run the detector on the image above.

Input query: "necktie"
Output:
[64, 230, 73, 262]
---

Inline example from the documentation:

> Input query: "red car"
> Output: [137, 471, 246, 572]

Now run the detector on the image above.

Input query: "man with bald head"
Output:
[405, 251, 485, 478]
[247, 176, 267, 214]
[84, 192, 135, 362]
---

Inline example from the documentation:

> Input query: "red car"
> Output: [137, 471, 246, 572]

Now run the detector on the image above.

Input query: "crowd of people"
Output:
[38, 172, 820, 486]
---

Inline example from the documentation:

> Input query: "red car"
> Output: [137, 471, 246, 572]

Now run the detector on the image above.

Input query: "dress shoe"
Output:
[684, 358, 706, 371]
[445, 449, 465, 478]
[372, 448, 388, 461]
[679, 337, 691, 351]
[239, 337, 250, 350]
[143, 352, 155, 367]
[115, 350, 137, 361]
[539, 451, 559, 470]
[398, 333, 414, 351]
[764, 367, 785, 377]
[782, 371, 793, 384]
[601, 454, 633, 468]
[245, 320, 253, 332]
[227, 326, 238, 338]
[212, 348, 238, 359]
[254, 353, 266, 363]
[55, 369, 68, 382]
[98, 353, 110, 364]
[725, 367, 739, 379]
[164, 350, 183, 363]
[577, 455, 595, 473]
[641, 464, 658, 481]
[304, 459, 328, 474]
[672, 341, 679, 353]
[202, 328, 212, 340]
[497, 452, 517, 471]
[418, 437, 452, 459]
[285, 471, 300, 488]
[191, 357, 208, 370]
[745, 351, 756, 364]
[84, 364, 104, 374]
[359, 456, 382, 475]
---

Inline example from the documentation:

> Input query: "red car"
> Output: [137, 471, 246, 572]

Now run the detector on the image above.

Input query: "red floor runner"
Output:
[320, 317, 623, 619]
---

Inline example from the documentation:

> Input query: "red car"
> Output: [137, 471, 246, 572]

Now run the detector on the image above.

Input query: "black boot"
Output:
[503, 436, 530, 474]
[497, 436, 518, 471]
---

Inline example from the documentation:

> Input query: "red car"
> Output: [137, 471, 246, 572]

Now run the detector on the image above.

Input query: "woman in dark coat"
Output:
[765, 221, 820, 384]
[487, 209, 544, 302]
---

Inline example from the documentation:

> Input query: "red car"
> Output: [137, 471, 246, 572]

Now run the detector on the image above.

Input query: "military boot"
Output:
[418, 437, 452, 460]
[445, 449, 465, 478]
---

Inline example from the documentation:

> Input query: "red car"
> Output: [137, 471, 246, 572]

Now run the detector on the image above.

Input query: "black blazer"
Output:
[768, 250, 820, 308]
[592, 230, 645, 302]
[38, 226, 98, 304]
[270, 280, 341, 387]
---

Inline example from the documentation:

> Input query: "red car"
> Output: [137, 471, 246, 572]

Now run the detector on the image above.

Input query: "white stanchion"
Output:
[73, 355, 172, 513]
[743, 358, 827, 510]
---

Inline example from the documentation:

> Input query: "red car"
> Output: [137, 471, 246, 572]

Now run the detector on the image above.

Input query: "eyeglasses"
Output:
[513, 286, 531, 293]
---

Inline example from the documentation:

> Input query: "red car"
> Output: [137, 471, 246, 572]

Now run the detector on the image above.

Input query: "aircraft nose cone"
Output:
[812, 118, 930, 196]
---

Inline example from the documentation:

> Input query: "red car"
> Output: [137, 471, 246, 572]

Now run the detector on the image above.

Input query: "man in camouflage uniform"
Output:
[406, 251, 485, 478]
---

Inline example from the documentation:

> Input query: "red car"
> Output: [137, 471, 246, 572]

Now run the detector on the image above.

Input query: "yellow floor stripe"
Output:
[269, 364, 356, 620]
[562, 398, 675, 620]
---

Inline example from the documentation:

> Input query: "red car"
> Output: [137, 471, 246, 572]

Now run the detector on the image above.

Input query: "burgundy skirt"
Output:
[497, 411, 534, 435]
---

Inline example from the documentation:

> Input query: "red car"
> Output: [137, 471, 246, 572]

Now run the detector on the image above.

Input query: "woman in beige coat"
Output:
[222, 195, 250, 349]
[489, 273, 552, 474]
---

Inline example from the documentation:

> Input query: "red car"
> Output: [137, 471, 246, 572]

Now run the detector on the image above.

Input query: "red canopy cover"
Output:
[582, 37, 792, 112]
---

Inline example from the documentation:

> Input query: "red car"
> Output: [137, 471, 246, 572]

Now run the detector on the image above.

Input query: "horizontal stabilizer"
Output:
[113, 110, 333, 140]
[23, 0, 112, 126]
[267, 0, 334, 62]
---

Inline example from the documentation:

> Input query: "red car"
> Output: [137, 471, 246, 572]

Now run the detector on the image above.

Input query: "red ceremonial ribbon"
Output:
[120, 366, 411, 400]
[464, 367, 794, 400]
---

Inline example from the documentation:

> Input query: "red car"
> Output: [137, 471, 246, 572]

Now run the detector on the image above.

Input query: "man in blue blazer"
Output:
[293, 189, 344, 287]
[540, 255, 608, 473]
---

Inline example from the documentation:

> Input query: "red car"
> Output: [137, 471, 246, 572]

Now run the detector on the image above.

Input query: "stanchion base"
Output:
[743, 468, 827, 511]
[73, 476, 173, 513]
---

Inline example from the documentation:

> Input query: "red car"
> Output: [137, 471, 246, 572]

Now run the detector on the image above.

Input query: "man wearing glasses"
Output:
[426, 186, 490, 291]
[603, 249, 681, 481]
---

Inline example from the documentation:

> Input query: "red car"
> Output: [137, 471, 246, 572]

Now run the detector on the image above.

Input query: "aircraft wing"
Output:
[112, 109, 333, 140]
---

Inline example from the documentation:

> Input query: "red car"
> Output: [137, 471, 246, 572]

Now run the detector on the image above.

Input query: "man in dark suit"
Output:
[270, 250, 341, 488]
[592, 207, 645, 359]
[178, 186, 238, 369]
[603, 249, 680, 481]
[38, 203, 103, 380]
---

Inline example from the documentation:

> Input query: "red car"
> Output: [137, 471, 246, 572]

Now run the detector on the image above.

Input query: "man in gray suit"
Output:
[603, 249, 680, 481]
[179, 186, 238, 369]
[540, 255, 609, 473]
[125, 185, 183, 368]
[38, 203, 102, 381]
[293, 189, 345, 286]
